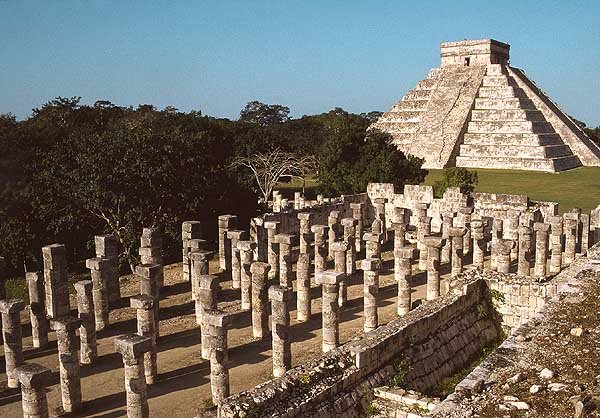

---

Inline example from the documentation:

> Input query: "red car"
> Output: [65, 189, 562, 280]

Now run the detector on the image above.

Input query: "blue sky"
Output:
[1, 1, 599, 125]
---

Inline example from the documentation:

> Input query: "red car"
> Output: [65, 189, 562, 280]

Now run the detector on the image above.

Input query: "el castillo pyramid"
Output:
[371, 39, 600, 171]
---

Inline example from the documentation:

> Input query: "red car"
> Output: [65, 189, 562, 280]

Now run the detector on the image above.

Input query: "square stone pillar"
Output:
[194, 274, 219, 359]
[130, 295, 157, 385]
[182, 220, 202, 281]
[264, 220, 280, 280]
[16, 363, 52, 418]
[42, 243, 70, 319]
[203, 310, 233, 405]
[490, 218, 503, 270]
[85, 257, 111, 331]
[341, 217, 358, 275]
[350, 202, 364, 253]
[297, 213, 314, 252]
[440, 211, 455, 264]
[269, 285, 293, 377]
[328, 211, 341, 259]
[115, 334, 152, 418]
[458, 207, 474, 256]
[315, 270, 344, 353]
[238, 240, 256, 310]
[139, 227, 164, 289]
[581, 213, 590, 254]
[74, 280, 97, 364]
[361, 258, 381, 332]
[94, 234, 120, 305]
[372, 198, 387, 242]
[26, 272, 49, 348]
[363, 232, 381, 260]
[137, 264, 162, 338]
[51, 316, 82, 413]
[191, 251, 215, 324]
[563, 212, 578, 266]
[1, 299, 25, 388]
[218, 215, 238, 272]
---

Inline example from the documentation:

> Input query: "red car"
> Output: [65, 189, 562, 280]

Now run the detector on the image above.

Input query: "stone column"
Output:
[471, 219, 486, 270]
[548, 216, 563, 274]
[449, 226, 467, 276]
[42, 243, 70, 319]
[130, 295, 157, 385]
[0, 256, 4, 300]
[534, 222, 550, 278]
[250, 262, 270, 338]
[458, 207, 474, 256]
[264, 220, 280, 280]
[328, 211, 340, 259]
[74, 280, 97, 364]
[394, 247, 415, 316]
[137, 264, 162, 338]
[311, 225, 329, 273]
[274, 234, 297, 288]
[361, 258, 380, 332]
[504, 210, 520, 261]
[26, 272, 49, 348]
[115, 334, 152, 418]
[581, 213, 590, 254]
[517, 225, 533, 277]
[16, 363, 51, 418]
[195, 274, 219, 359]
[440, 211, 455, 263]
[563, 213, 578, 266]
[315, 270, 344, 353]
[390, 221, 407, 253]
[139, 227, 164, 288]
[269, 285, 293, 377]
[297, 212, 313, 253]
[252, 217, 267, 262]
[218, 215, 238, 272]
[350, 202, 364, 252]
[95, 234, 120, 305]
[85, 257, 110, 331]
[182, 220, 202, 282]
[496, 239, 515, 274]
[363, 232, 381, 260]
[371, 215, 383, 237]
[373, 198, 387, 241]
[341, 217, 357, 275]
[190, 251, 214, 323]
[227, 230, 247, 289]
[238, 240, 256, 311]
[332, 240, 350, 307]
[203, 310, 233, 405]
[50, 316, 82, 413]
[295, 249, 311, 323]
[272, 190, 282, 212]
[490, 218, 503, 270]
[424, 236, 445, 300]
[417, 216, 432, 270]
[0, 299, 25, 388]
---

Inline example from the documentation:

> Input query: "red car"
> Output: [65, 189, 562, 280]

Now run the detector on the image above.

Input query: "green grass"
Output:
[424, 167, 600, 213]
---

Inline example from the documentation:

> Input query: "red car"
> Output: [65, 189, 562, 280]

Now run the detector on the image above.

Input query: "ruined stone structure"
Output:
[371, 39, 600, 171]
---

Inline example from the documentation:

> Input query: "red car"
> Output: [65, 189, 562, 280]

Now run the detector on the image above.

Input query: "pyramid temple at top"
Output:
[371, 39, 600, 171]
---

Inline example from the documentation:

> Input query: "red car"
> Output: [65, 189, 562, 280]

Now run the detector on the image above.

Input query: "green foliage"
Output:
[391, 358, 411, 388]
[239, 100, 290, 127]
[433, 167, 479, 197]
[360, 403, 380, 418]
[298, 373, 312, 385]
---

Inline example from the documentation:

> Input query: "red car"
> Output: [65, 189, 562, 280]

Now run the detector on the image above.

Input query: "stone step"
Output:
[379, 111, 423, 122]
[374, 121, 418, 133]
[486, 64, 506, 75]
[474, 97, 536, 110]
[471, 109, 545, 122]
[467, 120, 555, 134]
[456, 154, 581, 172]
[482, 75, 515, 87]
[416, 79, 437, 90]
[459, 144, 574, 159]
[371, 387, 438, 418]
[394, 100, 429, 111]
[403, 89, 432, 101]
[477, 86, 527, 99]
[427, 67, 441, 79]
[463, 133, 565, 146]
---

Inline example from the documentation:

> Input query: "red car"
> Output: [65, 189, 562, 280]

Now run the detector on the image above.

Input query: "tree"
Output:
[433, 167, 479, 197]
[239, 101, 290, 127]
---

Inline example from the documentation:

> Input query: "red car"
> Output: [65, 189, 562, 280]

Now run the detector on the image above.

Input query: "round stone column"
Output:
[315, 270, 344, 353]
[218, 214, 238, 272]
[424, 236, 445, 300]
[471, 219, 486, 270]
[194, 274, 219, 359]
[491, 218, 504, 270]
[227, 230, 247, 289]
[361, 258, 381, 332]
[563, 213, 578, 266]
[274, 234, 296, 288]
[534, 222, 550, 278]
[130, 295, 157, 385]
[264, 220, 280, 280]
[15, 363, 51, 418]
[295, 251, 311, 322]
[458, 207, 474, 256]
[311, 225, 329, 274]
[363, 232, 381, 260]
[269, 285, 293, 377]
[26, 272, 49, 349]
[50, 316, 82, 413]
[250, 262, 270, 338]
[203, 310, 233, 405]
[449, 226, 467, 276]
[504, 210, 520, 261]
[331, 240, 350, 307]
[238, 240, 257, 310]
[115, 334, 152, 418]
[85, 257, 111, 331]
[517, 225, 533, 276]
[394, 247, 416, 316]
[549, 216, 564, 274]
[190, 251, 215, 324]
[417, 216, 432, 270]
[440, 212, 455, 263]
[297, 212, 314, 254]
[341, 217, 357, 275]
[390, 221, 407, 253]
[496, 239, 515, 274]
[137, 264, 162, 339]
[0, 299, 25, 388]
[350, 202, 364, 252]
[74, 280, 97, 365]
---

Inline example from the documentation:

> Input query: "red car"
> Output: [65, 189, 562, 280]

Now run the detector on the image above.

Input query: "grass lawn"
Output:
[424, 167, 600, 213]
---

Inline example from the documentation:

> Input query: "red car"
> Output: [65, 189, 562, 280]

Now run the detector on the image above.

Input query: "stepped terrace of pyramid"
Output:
[371, 39, 600, 171]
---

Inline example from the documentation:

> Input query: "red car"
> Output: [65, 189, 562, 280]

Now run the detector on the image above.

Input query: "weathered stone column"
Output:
[298, 212, 314, 253]
[42, 243, 70, 319]
[373, 198, 387, 241]
[417, 216, 432, 270]
[363, 232, 381, 260]
[491, 218, 504, 270]
[0, 256, 5, 301]
[218, 215, 238, 272]
[294, 192, 304, 210]
[274, 234, 296, 288]
[26, 272, 49, 348]
[50, 316, 82, 413]
[534, 222, 550, 278]
[341, 217, 357, 275]
[504, 210, 520, 261]
[563, 213, 578, 266]
[182, 220, 202, 281]
[350, 202, 364, 252]
[227, 230, 247, 289]
[203, 310, 233, 405]
[390, 221, 407, 253]
[0, 299, 25, 388]
[311, 225, 329, 273]
[139, 227, 164, 288]
[16, 363, 51, 418]
[548, 216, 563, 274]
[471, 219, 486, 270]
[517, 225, 533, 276]
[371, 215, 383, 237]
[137, 264, 162, 338]
[394, 247, 415, 316]
[441, 211, 455, 263]
[581, 213, 590, 254]
[361, 258, 380, 332]
[195, 274, 219, 359]
[190, 251, 214, 323]
[115, 334, 152, 418]
[238, 240, 256, 311]
[74, 280, 97, 364]
[449, 226, 467, 276]
[252, 217, 267, 262]
[458, 207, 474, 256]
[264, 220, 280, 280]
[295, 248, 312, 323]
[130, 295, 157, 385]
[250, 262, 270, 338]
[328, 211, 340, 259]
[424, 236, 445, 300]
[269, 285, 293, 377]
[315, 270, 344, 353]
[85, 257, 110, 331]
[95, 234, 121, 305]
[496, 239, 515, 274]
[332, 240, 350, 307]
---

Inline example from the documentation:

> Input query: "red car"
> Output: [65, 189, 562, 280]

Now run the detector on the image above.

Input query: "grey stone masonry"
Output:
[361, 258, 381, 332]
[51, 316, 82, 413]
[328, 211, 341, 259]
[250, 262, 270, 338]
[137, 264, 162, 338]
[269, 285, 293, 377]
[533, 222, 550, 277]
[504, 210, 520, 261]
[332, 240, 350, 307]
[182, 220, 202, 281]
[390, 221, 407, 253]
[363, 232, 382, 260]
[341, 217, 357, 275]
[0, 299, 25, 388]
[548, 216, 563, 274]
[581, 213, 590, 253]
[418, 216, 432, 270]
[218, 215, 238, 272]
[42, 243, 70, 319]
[196, 274, 219, 359]
[26, 272, 49, 348]
[350, 202, 364, 252]
[115, 334, 152, 418]
[395, 247, 416, 316]
[458, 207, 474, 256]
[130, 295, 157, 385]
[264, 220, 280, 280]
[518, 225, 533, 276]
[74, 280, 97, 364]
[496, 239, 515, 274]
[441, 211, 455, 263]
[449, 226, 467, 276]
[425, 236, 446, 300]
[373, 198, 387, 241]
[297, 212, 314, 254]
[94, 235, 120, 305]
[371, 215, 383, 237]
[315, 270, 344, 353]
[238, 240, 257, 310]
[311, 224, 329, 273]
[139, 227, 164, 289]
[16, 363, 51, 418]
[274, 234, 297, 288]
[203, 310, 233, 405]
[563, 212, 578, 266]
[491, 218, 503, 270]
[190, 251, 214, 324]
[85, 257, 111, 331]
[227, 230, 247, 289]
[295, 252, 311, 322]
[471, 219, 487, 270]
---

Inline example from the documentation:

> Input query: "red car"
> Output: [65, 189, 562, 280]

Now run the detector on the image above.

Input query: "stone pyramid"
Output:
[371, 39, 600, 171]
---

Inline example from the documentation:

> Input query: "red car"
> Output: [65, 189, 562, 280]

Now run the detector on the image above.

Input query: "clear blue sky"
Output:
[1, 1, 599, 125]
